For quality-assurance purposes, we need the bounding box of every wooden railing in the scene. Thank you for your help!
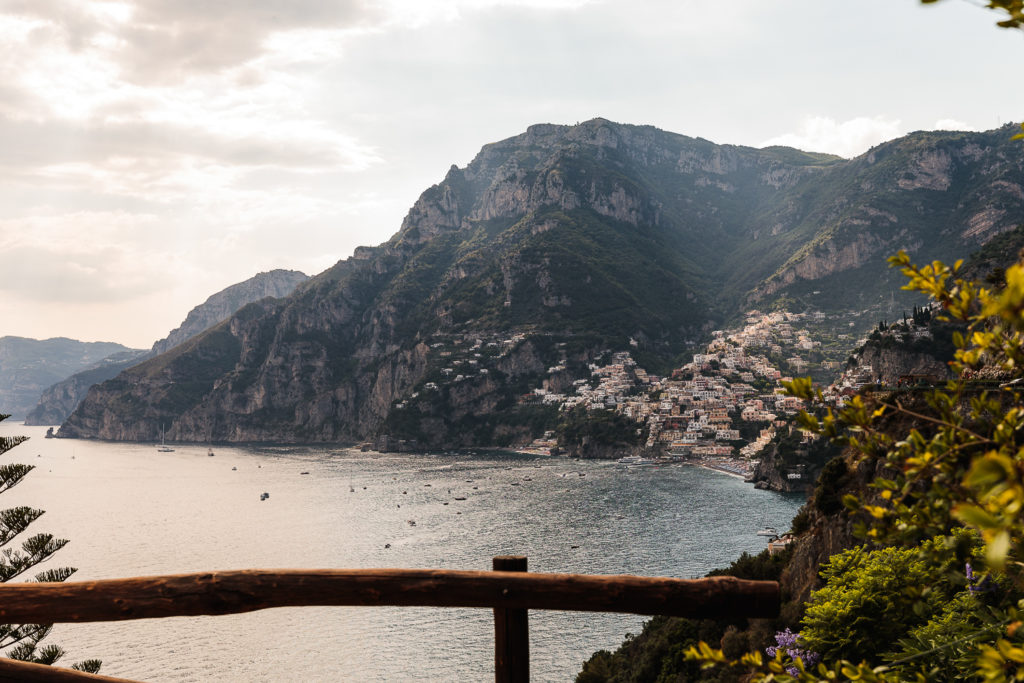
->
[0,557,779,682]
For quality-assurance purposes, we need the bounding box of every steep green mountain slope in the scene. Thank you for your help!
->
[57,119,1024,446]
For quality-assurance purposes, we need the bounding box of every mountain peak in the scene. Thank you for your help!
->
[58,121,1024,447]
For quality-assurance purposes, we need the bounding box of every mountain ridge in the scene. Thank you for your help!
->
[24,269,308,426]
[56,118,1024,446]
[0,337,140,419]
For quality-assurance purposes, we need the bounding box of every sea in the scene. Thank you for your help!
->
[0,423,803,682]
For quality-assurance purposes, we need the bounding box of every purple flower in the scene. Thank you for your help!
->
[966,562,994,593]
[766,629,820,675]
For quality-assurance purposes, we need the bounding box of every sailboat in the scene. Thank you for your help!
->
[157,425,175,452]
[756,504,777,537]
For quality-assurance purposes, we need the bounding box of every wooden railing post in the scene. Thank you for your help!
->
[493,556,529,683]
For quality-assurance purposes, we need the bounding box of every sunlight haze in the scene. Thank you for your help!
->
[2,0,1021,347]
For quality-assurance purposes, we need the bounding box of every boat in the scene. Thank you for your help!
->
[156,425,174,452]
[756,505,777,537]
[616,455,657,466]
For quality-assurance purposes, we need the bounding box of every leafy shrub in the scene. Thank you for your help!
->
[800,536,969,664]
[884,591,995,681]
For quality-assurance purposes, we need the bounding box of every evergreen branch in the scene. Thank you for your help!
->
[886,621,1003,666]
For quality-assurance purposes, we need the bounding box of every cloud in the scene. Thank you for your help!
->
[0,213,171,304]
[760,116,905,159]
[0,0,376,83]
[2,0,593,86]
[0,115,377,172]
[932,118,978,132]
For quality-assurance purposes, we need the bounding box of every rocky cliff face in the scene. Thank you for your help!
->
[26,269,308,427]
[57,119,1024,445]
[847,319,958,387]
[24,350,149,425]
[152,270,308,355]
[857,344,952,385]
[751,126,1024,306]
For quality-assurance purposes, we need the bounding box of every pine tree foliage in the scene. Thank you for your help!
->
[0,463,35,496]
[0,414,99,673]
[0,507,44,546]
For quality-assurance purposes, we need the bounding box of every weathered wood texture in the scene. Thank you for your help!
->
[0,569,779,623]
[0,657,141,683]
[493,556,528,683]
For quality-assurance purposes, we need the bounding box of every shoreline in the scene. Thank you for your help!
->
[682,461,751,481]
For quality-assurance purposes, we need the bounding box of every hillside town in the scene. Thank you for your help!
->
[394,306,902,480]
[519,309,881,478]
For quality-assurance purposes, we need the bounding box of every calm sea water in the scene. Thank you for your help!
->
[0,423,802,682]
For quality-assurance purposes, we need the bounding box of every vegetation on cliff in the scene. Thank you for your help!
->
[555,406,647,457]
[579,212,1024,680]
[667,241,1024,680]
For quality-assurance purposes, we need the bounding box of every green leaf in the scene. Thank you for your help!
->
[954,504,1000,530]
[987,529,1011,570]
[964,454,1013,489]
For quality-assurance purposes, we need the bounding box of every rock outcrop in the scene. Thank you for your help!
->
[152,270,309,356]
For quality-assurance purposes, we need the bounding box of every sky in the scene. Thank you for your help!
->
[1,0,1022,348]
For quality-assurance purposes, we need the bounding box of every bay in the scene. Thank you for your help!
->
[0,423,802,682]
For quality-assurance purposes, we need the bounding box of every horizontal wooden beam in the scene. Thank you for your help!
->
[0,569,778,624]
[0,657,141,682]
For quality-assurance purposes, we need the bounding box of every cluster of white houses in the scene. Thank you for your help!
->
[526,311,846,462]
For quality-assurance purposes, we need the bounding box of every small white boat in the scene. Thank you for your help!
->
[156,425,174,452]
[756,504,777,537]
[617,455,657,466]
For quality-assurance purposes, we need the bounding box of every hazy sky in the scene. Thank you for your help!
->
[2,0,1022,348]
